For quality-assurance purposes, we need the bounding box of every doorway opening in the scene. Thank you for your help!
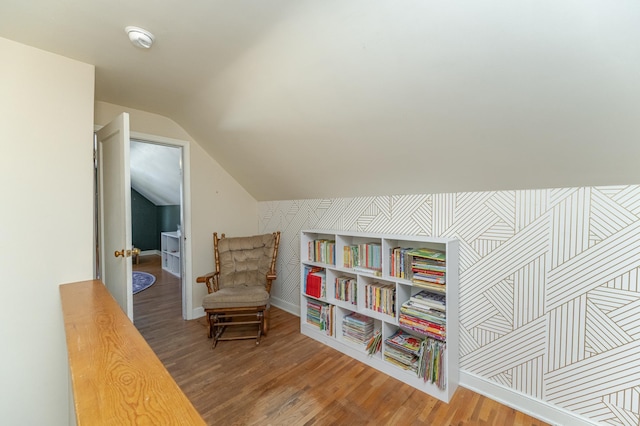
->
[130,139,183,318]
[128,134,192,321]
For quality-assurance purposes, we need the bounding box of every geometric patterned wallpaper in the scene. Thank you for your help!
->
[258,185,640,426]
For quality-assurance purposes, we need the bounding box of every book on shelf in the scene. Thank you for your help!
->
[366,331,382,356]
[309,239,336,265]
[360,242,382,272]
[399,314,446,341]
[343,245,359,268]
[411,280,446,293]
[385,329,422,354]
[418,339,447,390]
[400,302,446,325]
[335,276,357,305]
[304,266,326,298]
[407,247,446,262]
[345,243,382,272]
[390,247,412,279]
[364,281,396,316]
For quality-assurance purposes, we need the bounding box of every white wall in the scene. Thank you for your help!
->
[0,38,94,425]
[260,187,640,426]
[94,102,258,315]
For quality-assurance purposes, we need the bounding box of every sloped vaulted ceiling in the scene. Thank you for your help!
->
[2,1,640,201]
[130,141,181,206]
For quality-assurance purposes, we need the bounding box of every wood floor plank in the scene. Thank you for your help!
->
[133,255,549,426]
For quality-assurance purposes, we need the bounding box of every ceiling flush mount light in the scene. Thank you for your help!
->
[125,26,155,49]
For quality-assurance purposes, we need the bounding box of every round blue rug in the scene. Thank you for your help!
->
[132,271,156,294]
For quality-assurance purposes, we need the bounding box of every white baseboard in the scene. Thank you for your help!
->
[270,297,300,317]
[140,250,160,256]
[192,306,205,319]
[460,371,596,426]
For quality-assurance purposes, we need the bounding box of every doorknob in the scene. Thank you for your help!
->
[114,249,132,258]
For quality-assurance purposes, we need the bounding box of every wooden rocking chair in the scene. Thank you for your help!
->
[196,232,280,348]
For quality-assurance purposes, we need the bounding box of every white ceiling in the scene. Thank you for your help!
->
[3,1,640,201]
[130,141,181,206]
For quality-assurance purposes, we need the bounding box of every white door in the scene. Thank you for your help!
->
[96,113,133,320]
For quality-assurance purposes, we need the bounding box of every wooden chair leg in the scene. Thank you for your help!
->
[212,313,226,349]
[256,311,264,345]
[263,308,269,336]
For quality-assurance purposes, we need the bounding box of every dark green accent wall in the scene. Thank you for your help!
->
[131,188,180,251]
[131,189,157,250]
[157,205,181,248]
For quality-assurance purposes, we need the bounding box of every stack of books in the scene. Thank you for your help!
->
[335,276,357,305]
[399,290,446,341]
[364,281,396,316]
[342,312,374,345]
[306,299,333,336]
[406,248,446,292]
[384,329,422,372]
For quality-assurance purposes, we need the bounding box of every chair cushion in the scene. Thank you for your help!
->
[218,234,276,289]
[202,286,270,309]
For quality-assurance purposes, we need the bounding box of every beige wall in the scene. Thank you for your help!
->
[94,101,258,314]
[0,38,95,425]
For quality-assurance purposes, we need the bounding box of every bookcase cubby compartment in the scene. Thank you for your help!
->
[300,230,459,402]
[333,272,358,309]
[360,275,397,322]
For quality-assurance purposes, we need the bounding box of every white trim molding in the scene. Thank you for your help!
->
[460,371,596,426]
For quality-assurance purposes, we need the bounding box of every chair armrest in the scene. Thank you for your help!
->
[265,273,277,294]
[196,272,219,294]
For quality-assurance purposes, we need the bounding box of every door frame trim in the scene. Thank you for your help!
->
[130,131,193,321]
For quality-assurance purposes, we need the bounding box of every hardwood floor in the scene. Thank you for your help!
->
[133,255,549,426]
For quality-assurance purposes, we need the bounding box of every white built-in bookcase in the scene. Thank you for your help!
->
[300,230,459,402]
[161,231,181,277]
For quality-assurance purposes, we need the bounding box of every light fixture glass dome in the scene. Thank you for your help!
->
[125,26,155,49]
